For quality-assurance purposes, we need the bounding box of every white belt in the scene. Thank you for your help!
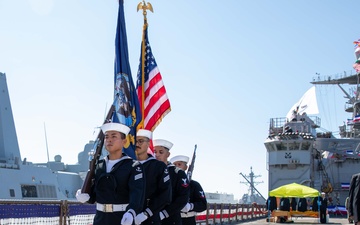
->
[181,212,196,218]
[96,203,129,212]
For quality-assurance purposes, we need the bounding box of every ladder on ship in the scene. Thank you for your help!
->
[317,159,333,193]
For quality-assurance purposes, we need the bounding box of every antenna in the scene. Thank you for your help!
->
[104,103,108,120]
[44,122,50,162]
[239,167,265,203]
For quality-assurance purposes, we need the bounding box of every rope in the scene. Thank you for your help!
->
[252,202,268,214]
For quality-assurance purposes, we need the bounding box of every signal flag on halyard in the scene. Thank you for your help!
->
[354,114,360,122]
[112,0,141,159]
[136,24,171,131]
[347,118,355,126]
[341,183,350,190]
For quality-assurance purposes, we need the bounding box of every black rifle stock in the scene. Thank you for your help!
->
[187,144,197,181]
[81,105,115,194]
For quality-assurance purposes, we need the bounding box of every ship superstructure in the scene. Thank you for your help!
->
[0,72,93,200]
[265,72,360,206]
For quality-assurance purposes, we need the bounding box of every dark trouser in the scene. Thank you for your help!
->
[181,216,196,225]
[320,209,326,223]
[161,213,182,225]
[143,214,162,225]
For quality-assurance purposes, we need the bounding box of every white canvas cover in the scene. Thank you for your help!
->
[286,86,319,121]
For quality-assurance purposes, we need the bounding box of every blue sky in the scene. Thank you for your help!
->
[0,0,359,201]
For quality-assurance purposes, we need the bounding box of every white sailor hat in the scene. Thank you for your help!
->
[170,155,189,164]
[137,129,152,139]
[101,122,130,135]
[153,139,173,150]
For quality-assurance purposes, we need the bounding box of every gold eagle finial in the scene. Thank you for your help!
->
[137,0,153,17]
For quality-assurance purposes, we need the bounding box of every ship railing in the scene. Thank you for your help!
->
[269,116,321,135]
[0,200,267,225]
[311,70,357,83]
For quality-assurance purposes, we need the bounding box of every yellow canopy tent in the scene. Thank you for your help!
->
[269,182,319,198]
[268,183,321,221]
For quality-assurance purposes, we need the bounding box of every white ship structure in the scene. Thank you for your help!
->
[205,192,237,204]
[264,72,360,206]
[0,72,95,200]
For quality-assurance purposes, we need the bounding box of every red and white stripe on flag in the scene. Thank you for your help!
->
[141,66,170,131]
[136,25,171,132]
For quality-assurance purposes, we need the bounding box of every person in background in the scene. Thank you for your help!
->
[154,139,190,225]
[297,198,307,212]
[312,196,319,212]
[170,155,207,225]
[280,198,290,211]
[306,198,311,211]
[134,129,172,225]
[345,196,353,223]
[290,197,297,211]
[349,173,360,225]
[319,192,328,224]
[266,196,277,212]
[279,197,290,222]
[75,123,145,225]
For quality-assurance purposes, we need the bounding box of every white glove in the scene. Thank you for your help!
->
[135,212,148,225]
[159,211,165,220]
[121,211,134,225]
[181,203,193,212]
[75,189,90,203]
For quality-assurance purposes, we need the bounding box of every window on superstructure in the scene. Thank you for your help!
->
[266,143,275,151]
[276,142,287,150]
[301,142,311,150]
[289,142,300,150]
[9,189,15,197]
[21,185,38,197]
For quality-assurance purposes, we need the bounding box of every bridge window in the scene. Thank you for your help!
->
[276,142,287,150]
[21,185,38,197]
[265,143,276,151]
[301,142,311,150]
[289,142,300,150]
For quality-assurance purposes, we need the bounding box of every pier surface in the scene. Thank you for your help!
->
[237,217,349,225]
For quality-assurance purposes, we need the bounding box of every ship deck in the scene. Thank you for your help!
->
[238,216,348,225]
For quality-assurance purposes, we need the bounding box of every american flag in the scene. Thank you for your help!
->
[136,25,171,131]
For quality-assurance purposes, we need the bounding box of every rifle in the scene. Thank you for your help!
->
[187,144,197,181]
[81,105,115,194]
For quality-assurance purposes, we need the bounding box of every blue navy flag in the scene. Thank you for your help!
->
[112,0,141,159]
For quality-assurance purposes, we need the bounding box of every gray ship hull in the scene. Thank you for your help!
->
[0,72,93,200]
[265,73,360,206]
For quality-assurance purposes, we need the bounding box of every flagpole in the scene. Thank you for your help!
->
[44,122,50,162]
[140,9,146,129]
[137,0,153,129]
[135,1,170,133]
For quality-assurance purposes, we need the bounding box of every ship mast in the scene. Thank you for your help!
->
[0,72,21,164]
[311,71,360,136]
[239,167,266,203]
